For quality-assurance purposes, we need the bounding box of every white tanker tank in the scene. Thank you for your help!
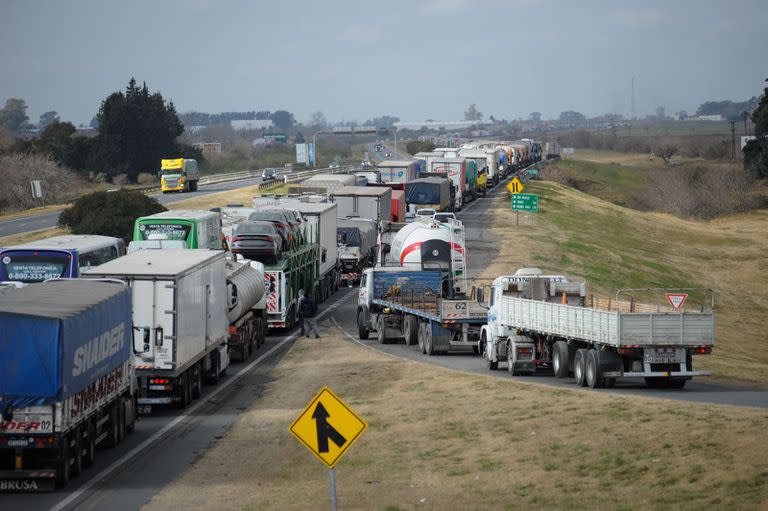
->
[225,258,266,323]
[387,218,467,294]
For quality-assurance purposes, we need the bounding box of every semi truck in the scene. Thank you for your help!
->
[428,158,466,210]
[83,250,230,411]
[405,177,452,212]
[478,268,715,388]
[224,258,266,361]
[337,217,377,284]
[376,160,419,184]
[160,158,200,193]
[133,210,223,250]
[332,186,392,225]
[0,280,136,491]
[458,148,501,187]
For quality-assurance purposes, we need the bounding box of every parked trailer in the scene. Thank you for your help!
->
[357,269,486,354]
[298,174,356,195]
[405,177,452,212]
[376,160,418,184]
[332,185,392,225]
[337,217,377,284]
[544,141,561,159]
[83,250,230,411]
[458,148,501,188]
[290,202,339,302]
[478,269,715,388]
[0,280,136,491]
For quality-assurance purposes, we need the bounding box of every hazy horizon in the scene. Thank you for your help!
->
[2,0,766,126]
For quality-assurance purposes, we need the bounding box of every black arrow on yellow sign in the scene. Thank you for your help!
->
[312,402,347,453]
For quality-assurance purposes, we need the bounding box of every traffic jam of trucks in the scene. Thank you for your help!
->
[0,137,716,492]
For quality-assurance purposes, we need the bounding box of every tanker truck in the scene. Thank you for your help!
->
[358,218,486,354]
[224,257,266,361]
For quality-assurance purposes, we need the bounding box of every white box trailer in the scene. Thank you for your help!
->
[376,160,418,184]
[332,185,392,225]
[479,270,715,389]
[83,250,229,409]
[290,202,339,299]
[458,148,501,186]
[299,174,356,194]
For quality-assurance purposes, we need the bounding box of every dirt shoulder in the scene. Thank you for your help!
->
[142,327,768,511]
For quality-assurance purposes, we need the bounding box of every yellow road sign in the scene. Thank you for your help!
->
[289,387,368,468]
[507,177,524,194]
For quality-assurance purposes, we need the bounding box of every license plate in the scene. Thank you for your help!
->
[149,385,166,391]
[7,439,28,447]
[645,347,683,364]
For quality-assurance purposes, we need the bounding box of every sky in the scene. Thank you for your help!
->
[1,0,767,126]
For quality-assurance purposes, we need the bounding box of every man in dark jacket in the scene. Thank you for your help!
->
[298,289,320,338]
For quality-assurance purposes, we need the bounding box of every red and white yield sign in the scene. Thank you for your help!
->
[665,293,688,310]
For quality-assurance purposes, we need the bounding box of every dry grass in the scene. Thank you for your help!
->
[164,184,289,211]
[143,328,768,511]
[0,227,69,246]
[480,181,768,383]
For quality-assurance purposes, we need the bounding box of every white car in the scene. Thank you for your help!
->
[415,208,436,220]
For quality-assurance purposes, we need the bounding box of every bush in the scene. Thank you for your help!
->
[0,152,81,213]
[137,172,157,185]
[406,140,436,155]
[112,173,130,185]
[58,189,166,242]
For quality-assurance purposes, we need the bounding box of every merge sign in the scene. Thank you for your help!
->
[506,177,524,194]
[289,387,368,469]
[511,193,539,212]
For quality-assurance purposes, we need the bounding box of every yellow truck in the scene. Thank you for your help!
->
[160,158,200,193]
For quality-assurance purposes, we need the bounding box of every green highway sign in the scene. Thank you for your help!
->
[527,168,539,176]
[511,193,539,212]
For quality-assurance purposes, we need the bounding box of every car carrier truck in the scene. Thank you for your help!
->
[83,250,230,411]
[478,268,715,388]
[0,280,136,491]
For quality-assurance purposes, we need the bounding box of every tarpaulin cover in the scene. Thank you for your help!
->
[0,280,131,407]
[405,177,450,206]
[337,218,377,252]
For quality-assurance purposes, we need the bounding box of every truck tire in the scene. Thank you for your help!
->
[72,429,83,477]
[357,312,369,340]
[56,437,71,488]
[574,349,588,387]
[178,373,192,408]
[83,420,96,467]
[417,322,427,354]
[210,354,221,385]
[586,349,605,389]
[487,357,498,371]
[403,316,418,346]
[107,404,120,446]
[553,341,569,378]
[125,396,137,433]
[506,343,517,375]
[424,324,435,356]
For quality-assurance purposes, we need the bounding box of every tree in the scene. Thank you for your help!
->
[0,98,29,132]
[744,82,768,179]
[652,140,679,166]
[559,111,586,126]
[655,106,665,120]
[38,111,59,129]
[58,189,166,243]
[93,78,189,181]
[529,112,542,122]
[269,110,296,131]
[309,111,328,128]
[696,97,759,121]
[89,115,99,129]
[464,104,483,121]
[295,131,306,143]
[406,140,435,155]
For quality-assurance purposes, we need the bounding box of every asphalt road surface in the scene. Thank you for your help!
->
[0,176,267,239]
[367,141,410,162]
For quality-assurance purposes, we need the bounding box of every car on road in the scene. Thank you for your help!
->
[434,212,456,223]
[385,152,392,158]
[231,221,283,263]
[262,168,278,181]
[415,208,437,220]
[374,144,382,152]
[247,211,294,250]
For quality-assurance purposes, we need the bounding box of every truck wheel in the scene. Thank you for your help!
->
[377,317,387,344]
[574,349,588,387]
[125,396,137,433]
[586,349,604,389]
[403,316,418,346]
[178,373,192,408]
[210,354,221,385]
[424,325,435,356]
[192,363,203,399]
[56,437,71,487]
[83,420,96,467]
[417,322,427,354]
[107,404,120,446]
[71,429,83,477]
[506,344,517,375]
[117,400,126,442]
[357,312,369,340]
[553,341,569,378]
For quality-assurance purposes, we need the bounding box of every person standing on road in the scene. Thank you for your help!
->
[298,289,320,338]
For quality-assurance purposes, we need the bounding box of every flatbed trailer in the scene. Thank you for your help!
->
[358,269,486,355]
[480,272,715,388]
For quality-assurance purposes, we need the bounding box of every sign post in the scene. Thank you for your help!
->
[30,180,43,205]
[290,386,368,511]
[511,193,539,225]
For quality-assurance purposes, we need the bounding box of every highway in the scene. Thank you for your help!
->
[366,141,410,162]
[0,176,267,239]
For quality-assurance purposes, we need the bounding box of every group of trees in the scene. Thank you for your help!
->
[405,140,436,155]
[3,78,201,183]
[696,97,760,121]
[179,109,296,132]
[743,84,768,179]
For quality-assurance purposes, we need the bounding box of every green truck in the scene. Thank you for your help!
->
[133,210,222,249]
[464,159,478,202]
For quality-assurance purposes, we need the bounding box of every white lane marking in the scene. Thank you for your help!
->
[49,292,352,511]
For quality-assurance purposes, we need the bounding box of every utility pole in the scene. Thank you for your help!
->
[730,121,736,160]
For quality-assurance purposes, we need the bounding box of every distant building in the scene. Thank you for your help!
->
[231,119,273,131]
[193,142,222,154]
[692,115,725,122]
[394,120,490,131]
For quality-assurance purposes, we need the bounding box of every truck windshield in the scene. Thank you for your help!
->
[137,222,192,241]
[0,250,73,282]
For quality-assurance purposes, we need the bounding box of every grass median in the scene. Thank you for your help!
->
[142,325,768,511]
